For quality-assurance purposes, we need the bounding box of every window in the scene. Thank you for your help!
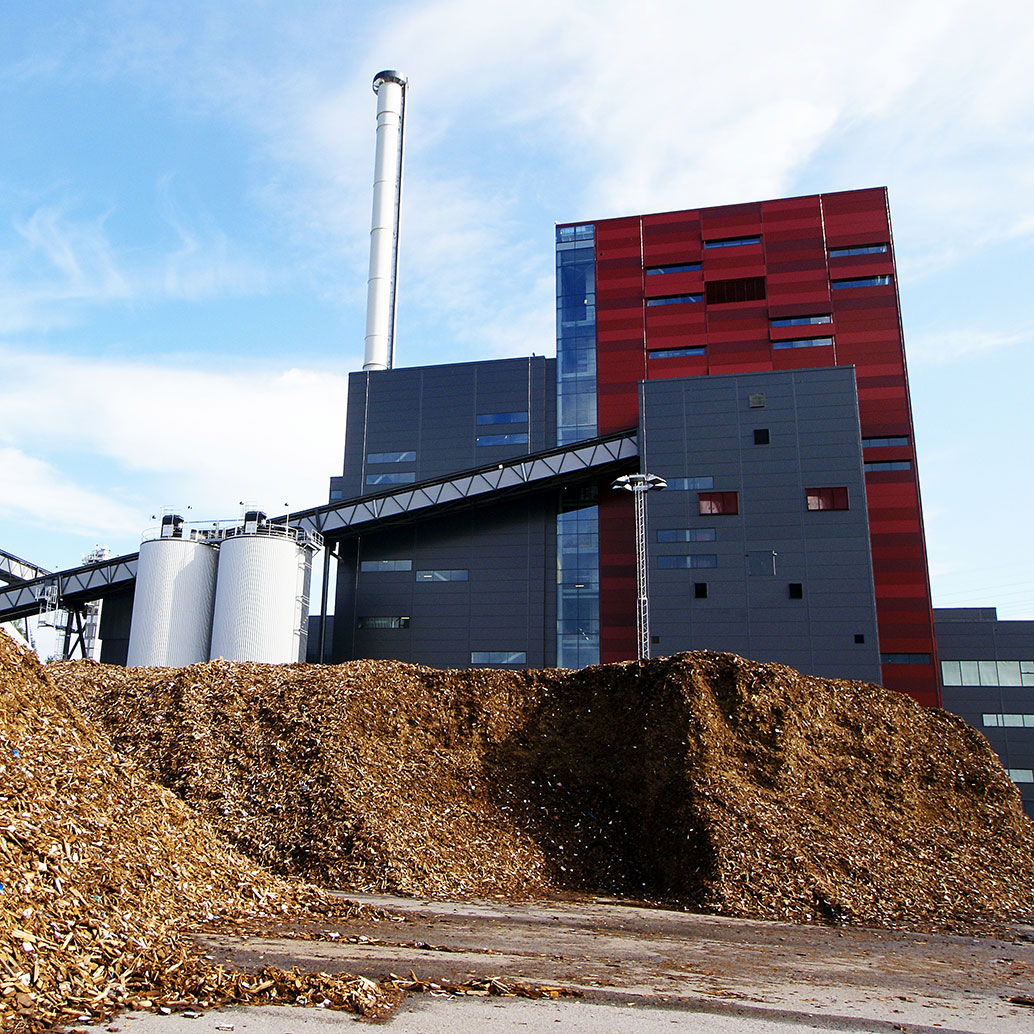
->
[360,559,412,572]
[657,528,716,543]
[667,476,714,491]
[865,460,911,472]
[367,450,416,463]
[806,487,849,511]
[646,262,701,275]
[649,346,706,358]
[881,653,932,665]
[476,432,529,446]
[829,244,889,257]
[748,393,765,409]
[854,634,866,644]
[706,277,766,305]
[704,235,761,249]
[366,472,416,486]
[646,293,703,307]
[862,436,909,448]
[832,276,892,289]
[556,224,593,243]
[984,714,1034,728]
[753,428,770,445]
[694,582,708,599]
[1007,769,1034,783]
[329,490,344,500]
[772,336,834,350]
[415,569,468,582]
[658,554,718,569]
[471,651,526,665]
[770,315,831,327]
[699,491,738,516]
[476,411,528,425]
[357,616,410,629]
[788,583,803,599]
[941,659,1034,687]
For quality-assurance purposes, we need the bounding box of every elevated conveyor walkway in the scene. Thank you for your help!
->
[0,430,639,625]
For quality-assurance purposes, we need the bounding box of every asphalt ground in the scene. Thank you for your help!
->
[118,894,1034,1033]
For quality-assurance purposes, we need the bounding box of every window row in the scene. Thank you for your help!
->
[832,275,892,289]
[862,436,909,448]
[476,432,528,446]
[941,659,1034,687]
[471,651,527,665]
[647,262,701,275]
[477,411,528,425]
[881,653,932,665]
[983,714,1034,728]
[366,471,416,486]
[360,560,469,582]
[649,346,705,358]
[1007,769,1034,784]
[368,450,416,464]
[864,460,911,472]
[655,486,851,515]
[647,293,702,307]
[770,314,831,327]
[829,243,888,257]
[658,554,717,569]
[772,336,833,350]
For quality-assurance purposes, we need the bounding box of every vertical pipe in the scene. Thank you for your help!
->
[364,70,408,372]
[317,545,332,663]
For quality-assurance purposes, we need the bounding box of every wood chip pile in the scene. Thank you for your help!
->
[0,633,398,1034]
[51,649,1034,930]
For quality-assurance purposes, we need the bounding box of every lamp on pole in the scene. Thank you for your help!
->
[612,473,667,661]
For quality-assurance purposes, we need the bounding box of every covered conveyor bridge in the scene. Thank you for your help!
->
[0,430,639,627]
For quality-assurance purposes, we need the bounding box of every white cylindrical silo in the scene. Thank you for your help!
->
[363,69,407,372]
[209,531,311,663]
[127,537,218,666]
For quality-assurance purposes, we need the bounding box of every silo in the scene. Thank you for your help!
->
[209,522,312,663]
[127,528,218,667]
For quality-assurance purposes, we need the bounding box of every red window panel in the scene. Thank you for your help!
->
[806,487,849,511]
[698,491,739,516]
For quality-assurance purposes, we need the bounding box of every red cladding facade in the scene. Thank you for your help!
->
[574,188,940,707]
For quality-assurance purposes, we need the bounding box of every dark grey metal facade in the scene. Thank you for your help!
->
[935,607,1034,818]
[639,367,883,683]
[331,357,563,668]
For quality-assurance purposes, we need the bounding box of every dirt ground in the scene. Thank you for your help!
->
[191,892,1034,1033]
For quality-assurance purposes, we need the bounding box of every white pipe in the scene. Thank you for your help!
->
[364,70,407,371]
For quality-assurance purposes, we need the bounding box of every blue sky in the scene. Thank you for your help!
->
[1,0,1033,620]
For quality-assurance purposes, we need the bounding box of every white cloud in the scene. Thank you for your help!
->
[905,326,1034,364]
[0,446,140,537]
[0,347,353,538]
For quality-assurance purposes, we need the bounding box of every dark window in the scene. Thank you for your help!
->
[772,336,834,350]
[788,583,803,599]
[357,616,410,629]
[832,275,892,289]
[706,277,766,305]
[366,471,416,486]
[367,450,416,463]
[646,262,701,275]
[657,528,716,543]
[667,476,714,490]
[415,569,468,582]
[360,559,412,572]
[649,346,706,358]
[698,491,738,516]
[881,653,932,665]
[658,554,718,569]
[646,293,703,307]
[806,487,849,511]
[770,315,831,327]
[829,244,889,257]
[476,432,529,446]
[476,411,528,425]
[650,635,660,644]
[862,436,909,448]
[854,634,866,644]
[753,428,770,445]
[471,651,526,665]
[694,582,708,599]
[865,460,911,472]
[704,235,761,249]
[329,490,344,500]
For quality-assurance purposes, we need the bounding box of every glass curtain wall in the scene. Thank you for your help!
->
[555,224,600,666]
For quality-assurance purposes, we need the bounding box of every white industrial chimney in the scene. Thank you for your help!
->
[363,70,408,371]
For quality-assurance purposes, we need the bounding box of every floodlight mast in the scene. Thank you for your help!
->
[364,70,408,372]
[612,473,667,661]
